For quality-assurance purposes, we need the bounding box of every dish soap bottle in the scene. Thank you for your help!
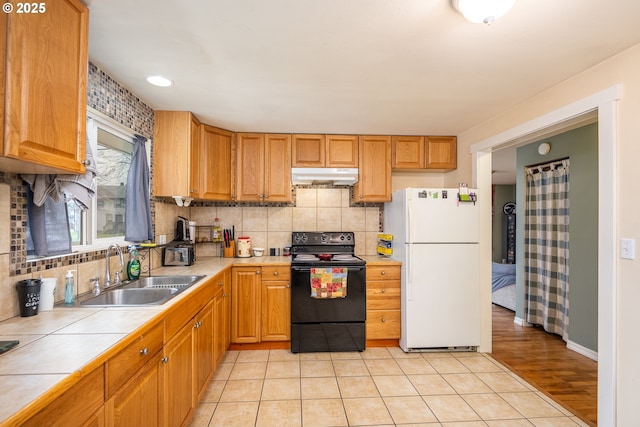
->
[127,246,141,280]
[64,270,75,304]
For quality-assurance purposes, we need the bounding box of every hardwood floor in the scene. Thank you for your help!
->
[490,304,598,426]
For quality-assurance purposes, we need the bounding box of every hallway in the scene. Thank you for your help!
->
[490,304,598,426]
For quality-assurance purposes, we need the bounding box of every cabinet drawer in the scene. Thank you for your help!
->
[366,280,401,310]
[261,266,290,281]
[106,321,164,397]
[367,265,400,281]
[366,309,401,339]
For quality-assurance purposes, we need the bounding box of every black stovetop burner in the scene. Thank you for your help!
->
[290,232,365,266]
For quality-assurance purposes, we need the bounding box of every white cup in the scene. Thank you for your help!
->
[39,278,57,311]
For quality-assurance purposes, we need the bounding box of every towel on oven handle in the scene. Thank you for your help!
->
[310,267,347,298]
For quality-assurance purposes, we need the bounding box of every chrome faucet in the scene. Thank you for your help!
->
[105,244,124,289]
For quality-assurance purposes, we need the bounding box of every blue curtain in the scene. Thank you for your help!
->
[125,135,153,242]
[26,187,72,257]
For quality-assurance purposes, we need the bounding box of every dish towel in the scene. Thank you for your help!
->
[22,140,97,211]
[310,267,348,299]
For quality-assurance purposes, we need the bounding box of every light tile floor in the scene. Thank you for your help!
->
[189,347,589,427]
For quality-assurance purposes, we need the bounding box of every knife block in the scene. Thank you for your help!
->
[223,240,235,258]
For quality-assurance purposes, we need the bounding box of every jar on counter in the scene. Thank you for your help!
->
[237,237,251,257]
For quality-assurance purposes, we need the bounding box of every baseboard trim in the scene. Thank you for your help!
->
[567,340,598,361]
[513,316,531,327]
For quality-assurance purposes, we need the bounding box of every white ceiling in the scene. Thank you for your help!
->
[85,0,640,181]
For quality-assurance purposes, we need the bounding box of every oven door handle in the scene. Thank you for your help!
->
[291,265,365,272]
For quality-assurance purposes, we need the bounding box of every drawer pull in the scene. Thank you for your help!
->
[286,285,290,288]
[381,318,386,323]
[273,271,278,276]
[381,271,386,276]
[140,348,149,356]
[381,288,386,293]
[256,270,261,275]
[161,357,169,364]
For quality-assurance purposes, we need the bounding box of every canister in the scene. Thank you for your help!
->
[237,237,251,257]
[39,278,57,311]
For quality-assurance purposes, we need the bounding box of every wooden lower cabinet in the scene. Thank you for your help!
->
[231,266,262,343]
[106,354,162,427]
[366,265,401,340]
[261,266,291,341]
[193,301,214,406]
[163,319,194,427]
[22,366,105,427]
[213,268,231,366]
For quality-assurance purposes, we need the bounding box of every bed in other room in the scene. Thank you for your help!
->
[492,262,516,311]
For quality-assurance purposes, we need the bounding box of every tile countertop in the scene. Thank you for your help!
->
[0,254,400,425]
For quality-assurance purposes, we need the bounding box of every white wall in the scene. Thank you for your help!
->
[449,43,640,426]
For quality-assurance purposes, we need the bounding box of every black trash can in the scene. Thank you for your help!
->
[16,279,42,317]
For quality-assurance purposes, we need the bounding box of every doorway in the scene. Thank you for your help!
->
[472,85,619,425]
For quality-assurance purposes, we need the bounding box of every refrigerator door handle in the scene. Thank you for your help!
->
[407,198,412,242]
[406,244,413,301]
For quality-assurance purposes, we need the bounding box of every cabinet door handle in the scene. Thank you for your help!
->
[219,282,224,287]
[256,270,261,274]
[286,285,290,288]
[161,357,169,364]
[140,348,149,356]
[223,293,228,297]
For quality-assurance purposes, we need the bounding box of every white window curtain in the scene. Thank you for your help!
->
[524,159,570,341]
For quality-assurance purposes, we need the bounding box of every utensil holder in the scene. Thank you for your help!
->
[224,240,235,258]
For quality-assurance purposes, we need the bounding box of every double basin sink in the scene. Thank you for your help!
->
[81,275,205,307]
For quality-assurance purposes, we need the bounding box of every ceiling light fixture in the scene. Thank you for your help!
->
[146,75,173,87]
[451,0,516,25]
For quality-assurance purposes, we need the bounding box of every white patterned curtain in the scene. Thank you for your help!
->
[524,159,570,341]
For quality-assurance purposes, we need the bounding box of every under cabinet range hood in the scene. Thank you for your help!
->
[291,168,359,185]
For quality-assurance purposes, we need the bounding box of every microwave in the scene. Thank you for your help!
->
[162,244,195,266]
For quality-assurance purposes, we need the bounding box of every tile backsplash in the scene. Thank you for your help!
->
[159,188,382,257]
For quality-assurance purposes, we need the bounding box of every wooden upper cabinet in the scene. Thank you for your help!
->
[426,136,457,170]
[236,133,265,201]
[0,0,89,174]
[392,136,425,169]
[326,135,358,167]
[354,135,392,203]
[264,134,292,201]
[292,134,325,167]
[237,133,291,202]
[200,125,235,201]
[153,111,201,198]
[292,134,358,168]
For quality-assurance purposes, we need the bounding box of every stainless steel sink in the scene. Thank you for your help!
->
[80,275,205,307]
[121,275,204,290]
[81,288,178,306]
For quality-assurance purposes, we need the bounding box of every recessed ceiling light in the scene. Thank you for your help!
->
[146,75,173,87]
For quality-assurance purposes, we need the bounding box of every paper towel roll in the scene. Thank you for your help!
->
[39,278,57,311]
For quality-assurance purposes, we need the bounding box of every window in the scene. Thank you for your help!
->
[26,109,147,259]
[71,111,137,249]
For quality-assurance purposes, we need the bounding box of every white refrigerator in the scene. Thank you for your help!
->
[384,188,480,351]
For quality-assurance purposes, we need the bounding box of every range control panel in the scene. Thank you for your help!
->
[292,232,354,246]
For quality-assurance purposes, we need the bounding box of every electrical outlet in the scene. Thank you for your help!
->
[621,238,635,260]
